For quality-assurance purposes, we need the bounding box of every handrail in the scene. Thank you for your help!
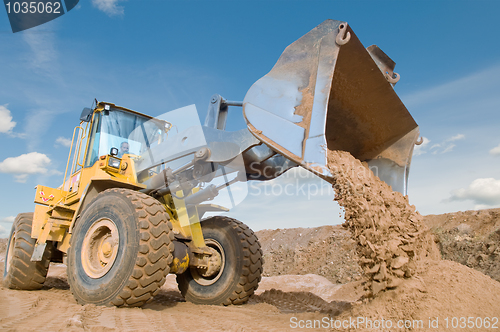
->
[78,122,90,168]
[62,125,83,198]
[74,122,89,169]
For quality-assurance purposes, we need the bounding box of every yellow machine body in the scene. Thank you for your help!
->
[30,102,206,257]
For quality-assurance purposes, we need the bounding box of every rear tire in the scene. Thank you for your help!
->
[176,216,263,305]
[3,213,53,290]
[67,188,174,307]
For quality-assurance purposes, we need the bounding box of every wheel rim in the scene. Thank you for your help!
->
[81,218,120,279]
[191,239,225,286]
[6,230,16,273]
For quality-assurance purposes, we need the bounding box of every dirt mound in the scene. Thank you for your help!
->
[0,238,7,256]
[425,208,500,282]
[327,150,440,296]
[256,226,362,283]
[425,208,500,236]
[333,259,500,331]
[256,209,500,285]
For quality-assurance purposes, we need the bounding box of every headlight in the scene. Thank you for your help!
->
[108,157,121,169]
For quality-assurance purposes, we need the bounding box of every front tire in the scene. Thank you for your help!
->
[3,213,52,290]
[67,188,174,307]
[176,216,263,305]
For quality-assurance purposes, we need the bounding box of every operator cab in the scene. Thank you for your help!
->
[82,103,171,170]
[62,102,172,195]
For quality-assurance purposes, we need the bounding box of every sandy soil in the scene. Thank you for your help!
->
[2,232,500,331]
[257,226,362,284]
[0,261,357,332]
[257,211,500,285]
[333,259,500,332]
[2,218,500,331]
[0,263,285,331]
[425,208,500,282]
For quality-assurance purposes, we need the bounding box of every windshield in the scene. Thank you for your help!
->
[85,108,165,168]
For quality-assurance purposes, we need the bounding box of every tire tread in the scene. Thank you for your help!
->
[177,216,263,305]
[3,213,52,290]
[226,217,263,305]
[69,188,174,307]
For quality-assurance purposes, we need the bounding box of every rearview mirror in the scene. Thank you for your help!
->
[80,108,92,122]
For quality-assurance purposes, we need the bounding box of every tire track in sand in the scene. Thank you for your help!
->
[0,289,81,331]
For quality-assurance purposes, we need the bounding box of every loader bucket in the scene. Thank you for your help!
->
[243,19,419,194]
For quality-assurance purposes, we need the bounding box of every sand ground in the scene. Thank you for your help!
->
[1,207,500,332]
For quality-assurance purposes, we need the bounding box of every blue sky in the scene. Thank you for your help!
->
[1,0,500,237]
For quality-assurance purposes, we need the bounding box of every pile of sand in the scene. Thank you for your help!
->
[257,210,500,284]
[257,226,362,283]
[0,238,7,255]
[426,209,500,282]
[332,259,500,331]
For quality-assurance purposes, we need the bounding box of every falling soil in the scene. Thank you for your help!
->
[326,150,440,296]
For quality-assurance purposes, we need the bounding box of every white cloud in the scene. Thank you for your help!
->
[441,144,456,154]
[415,134,464,156]
[92,0,124,17]
[55,136,72,147]
[0,152,52,183]
[449,178,500,208]
[436,134,464,154]
[490,144,500,156]
[0,105,16,134]
[448,134,465,142]
[1,216,15,223]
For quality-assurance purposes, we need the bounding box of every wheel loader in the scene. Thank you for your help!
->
[3,19,420,307]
